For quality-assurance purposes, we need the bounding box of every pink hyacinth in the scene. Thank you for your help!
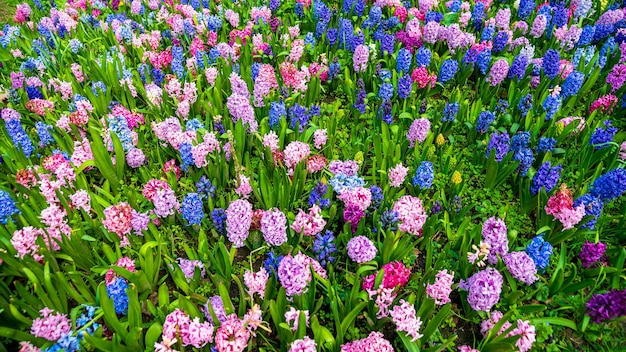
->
[105,256,136,285]
[291,205,326,237]
[482,217,508,264]
[338,187,372,211]
[589,94,618,115]
[388,163,409,187]
[307,155,327,173]
[284,307,310,331]
[30,308,71,341]
[278,253,322,297]
[262,131,280,152]
[411,67,437,89]
[512,319,536,352]
[289,336,316,352]
[244,268,269,298]
[426,270,454,305]
[393,195,428,236]
[313,129,328,149]
[284,141,311,170]
[235,174,253,199]
[353,45,370,72]
[340,332,394,352]
[19,342,40,352]
[11,227,46,261]
[390,300,424,342]
[545,184,585,230]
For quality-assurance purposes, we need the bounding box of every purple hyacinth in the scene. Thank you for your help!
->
[585,289,626,323]
[580,241,607,268]
[486,132,511,161]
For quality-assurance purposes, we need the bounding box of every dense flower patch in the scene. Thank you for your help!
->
[0,0,626,351]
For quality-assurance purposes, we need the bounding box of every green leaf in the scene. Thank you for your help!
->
[530,317,577,331]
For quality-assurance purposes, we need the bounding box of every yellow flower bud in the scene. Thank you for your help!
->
[555,122,564,136]
[451,171,462,185]
[354,151,364,166]
[436,133,445,146]
[427,145,436,158]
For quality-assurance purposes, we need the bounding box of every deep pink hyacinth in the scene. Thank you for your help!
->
[103,203,133,236]
[215,314,250,352]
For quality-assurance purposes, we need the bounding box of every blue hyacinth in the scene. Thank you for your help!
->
[531,162,562,195]
[369,185,384,210]
[0,190,20,225]
[269,101,286,129]
[536,137,557,153]
[589,120,618,150]
[475,111,496,133]
[179,142,194,172]
[438,59,458,84]
[398,75,413,99]
[526,235,553,271]
[442,102,460,122]
[182,193,205,225]
[196,175,216,199]
[561,71,584,98]
[588,168,626,203]
[396,48,412,74]
[309,181,331,208]
[380,209,399,231]
[513,147,534,177]
[412,161,435,189]
[486,132,511,161]
[106,278,129,315]
[511,131,531,153]
[573,194,604,229]
[263,251,284,277]
[210,208,226,234]
[35,122,55,147]
[379,82,394,101]
[313,230,337,267]
[542,49,560,79]
[5,119,34,158]
[415,47,432,67]
[542,94,562,121]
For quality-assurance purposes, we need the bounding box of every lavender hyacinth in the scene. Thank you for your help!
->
[461,267,503,312]
[503,251,538,285]
[261,208,288,246]
[347,236,377,263]
[482,217,508,264]
[225,199,252,248]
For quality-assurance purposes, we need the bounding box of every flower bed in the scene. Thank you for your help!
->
[0,0,625,351]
